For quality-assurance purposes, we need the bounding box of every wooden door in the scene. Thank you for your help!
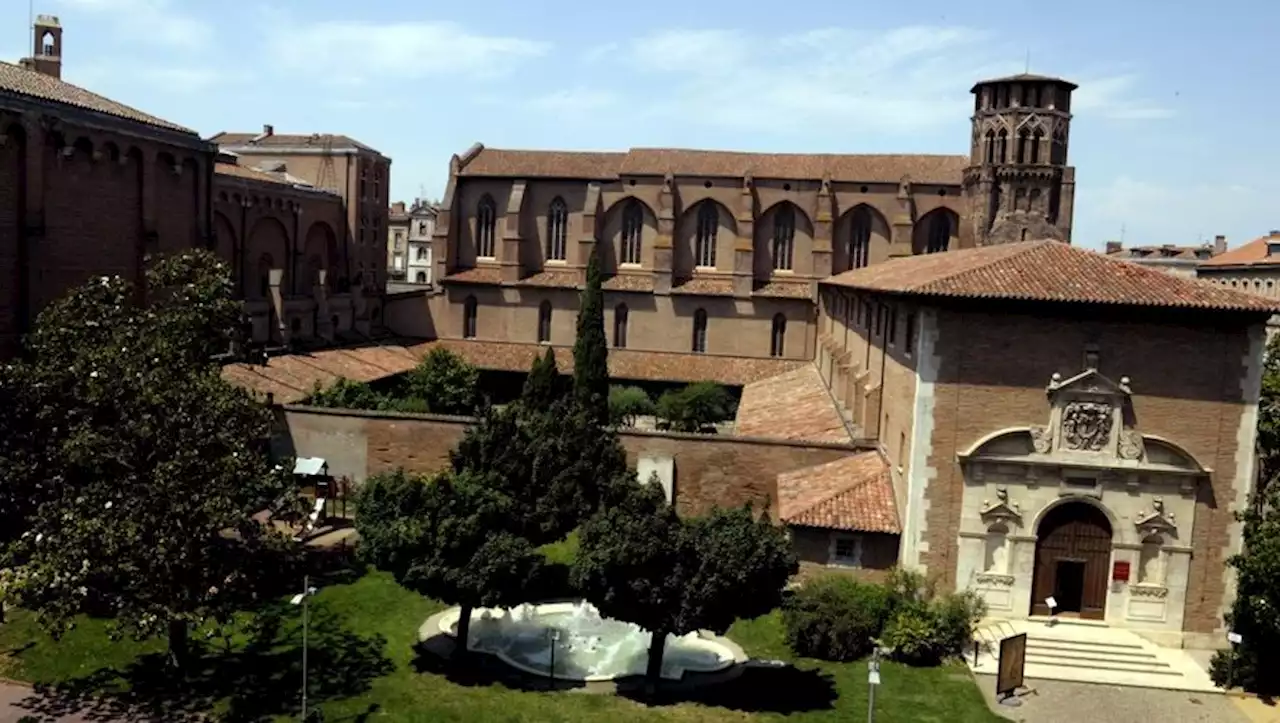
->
[1030,502,1113,620]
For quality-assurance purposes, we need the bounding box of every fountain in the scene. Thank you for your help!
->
[428,600,743,682]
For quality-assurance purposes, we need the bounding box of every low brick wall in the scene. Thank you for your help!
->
[276,405,871,517]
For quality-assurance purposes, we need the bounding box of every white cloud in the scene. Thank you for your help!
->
[57,0,213,50]
[268,20,550,85]
[1076,176,1273,248]
[529,26,1172,136]
[526,88,619,114]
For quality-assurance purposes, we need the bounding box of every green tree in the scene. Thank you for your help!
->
[1210,334,1280,694]
[573,481,796,687]
[307,377,389,410]
[354,469,543,657]
[0,251,297,667]
[403,347,479,415]
[608,385,654,427]
[655,381,735,433]
[573,252,610,424]
[520,346,565,412]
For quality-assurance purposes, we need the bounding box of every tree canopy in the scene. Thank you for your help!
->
[520,346,566,413]
[573,480,796,684]
[0,251,298,666]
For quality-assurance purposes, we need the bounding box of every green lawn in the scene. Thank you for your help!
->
[0,569,1003,722]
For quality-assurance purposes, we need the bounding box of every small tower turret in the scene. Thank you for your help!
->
[19,15,63,79]
[962,73,1077,245]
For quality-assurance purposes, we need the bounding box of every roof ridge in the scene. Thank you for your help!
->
[920,240,1053,292]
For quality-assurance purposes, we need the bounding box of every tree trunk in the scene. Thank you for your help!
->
[167,618,189,669]
[454,605,473,660]
[645,629,668,694]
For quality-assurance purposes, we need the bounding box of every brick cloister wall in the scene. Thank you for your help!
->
[277,405,862,517]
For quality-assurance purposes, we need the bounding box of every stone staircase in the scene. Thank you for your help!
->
[968,617,1221,693]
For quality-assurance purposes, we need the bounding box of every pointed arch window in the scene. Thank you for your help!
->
[695,203,718,268]
[691,308,708,353]
[849,206,873,271]
[462,295,478,339]
[537,300,552,343]
[927,214,951,254]
[621,200,643,265]
[547,197,568,261]
[1030,128,1043,164]
[772,204,795,271]
[613,304,629,348]
[770,313,787,357]
[996,129,1008,164]
[476,195,497,258]
[984,129,996,164]
[1016,128,1029,164]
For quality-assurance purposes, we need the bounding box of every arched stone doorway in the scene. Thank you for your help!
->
[1030,501,1113,619]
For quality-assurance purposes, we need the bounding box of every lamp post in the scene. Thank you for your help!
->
[291,575,319,721]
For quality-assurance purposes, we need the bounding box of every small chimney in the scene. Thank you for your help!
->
[263,124,274,137]
[1104,241,1122,255]
[1213,234,1227,256]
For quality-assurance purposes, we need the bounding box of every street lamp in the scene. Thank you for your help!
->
[290,575,319,721]
[546,628,561,690]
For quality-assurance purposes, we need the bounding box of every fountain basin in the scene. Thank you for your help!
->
[427,600,742,682]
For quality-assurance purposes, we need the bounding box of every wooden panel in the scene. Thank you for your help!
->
[1030,502,1113,619]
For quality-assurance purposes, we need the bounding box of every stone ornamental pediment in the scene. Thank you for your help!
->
[979,486,1023,526]
[1135,497,1178,538]
[1028,369,1143,461]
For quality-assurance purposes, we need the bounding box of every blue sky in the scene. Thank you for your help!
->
[3,0,1275,251]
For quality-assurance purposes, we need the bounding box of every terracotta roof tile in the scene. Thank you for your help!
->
[520,269,580,288]
[735,366,851,443]
[210,132,382,155]
[754,279,813,299]
[441,267,505,285]
[672,277,736,296]
[215,162,307,187]
[0,61,195,134]
[603,274,656,292]
[823,240,1280,313]
[223,340,808,402]
[777,451,899,533]
[460,149,626,179]
[457,145,968,185]
[971,73,1077,91]
[1199,234,1280,268]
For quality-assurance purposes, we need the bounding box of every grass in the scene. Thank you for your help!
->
[0,558,1003,722]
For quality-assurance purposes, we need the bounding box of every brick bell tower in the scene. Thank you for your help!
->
[962,74,1078,245]
[19,14,63,79]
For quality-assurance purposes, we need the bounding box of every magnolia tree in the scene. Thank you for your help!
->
[0,251,298,666]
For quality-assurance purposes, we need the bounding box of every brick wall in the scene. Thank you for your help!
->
[791,526,899,583]
[920,306,1258,634]
[278,405,859,516]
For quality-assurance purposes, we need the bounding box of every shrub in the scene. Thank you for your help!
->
[608,385,654,427]
[782,575,891,661]
[881,585,986,667]
[403,347,479,415]
[655,381,734,433]
[307,377,388,410]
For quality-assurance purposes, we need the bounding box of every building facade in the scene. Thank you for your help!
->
[388,201,410,280]
[211,158,362,345]
[814,241,1275,648]
[208,128,392,325]
[1,15,215,355]
[406,200,436,285]
[395,74,1079,379]
[1105,237,1225,277]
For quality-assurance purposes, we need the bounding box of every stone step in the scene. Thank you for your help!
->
[1024,652,1177,674]
[1026,643,1164,665]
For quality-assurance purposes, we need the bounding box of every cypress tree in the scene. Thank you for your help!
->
[573,251,610,424]
[520,346,563,412]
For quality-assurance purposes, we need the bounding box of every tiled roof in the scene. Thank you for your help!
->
[734,366,852,444]
[822,240,1280,313]
[457,145,968,185]
[1106,245,1214,262]
[210,132,382,155]
[222,339,808,402]
[0,61,195,134]
[777,451,899,533]
[972,72,1077,90]
[215,162,295,186]
[1199,234,1280,268]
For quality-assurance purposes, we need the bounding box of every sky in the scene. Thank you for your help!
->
[3,0,1276,251]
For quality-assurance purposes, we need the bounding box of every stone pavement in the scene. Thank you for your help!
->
[976,676,1249,723]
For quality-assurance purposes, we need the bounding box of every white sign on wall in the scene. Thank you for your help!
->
[636,455,675,504]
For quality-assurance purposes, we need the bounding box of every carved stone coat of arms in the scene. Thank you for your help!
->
[1060,401,1113,452]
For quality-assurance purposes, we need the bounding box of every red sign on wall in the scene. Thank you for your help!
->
[1112,561,1131,582]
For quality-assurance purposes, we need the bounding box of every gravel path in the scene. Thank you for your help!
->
[974,676,1249,723]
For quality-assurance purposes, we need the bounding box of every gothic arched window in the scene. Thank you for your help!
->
[546,197,568,261]
[694,203,718,268]
[621,200,643,265]
[476,195,497,258]
[772,204,795,271]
